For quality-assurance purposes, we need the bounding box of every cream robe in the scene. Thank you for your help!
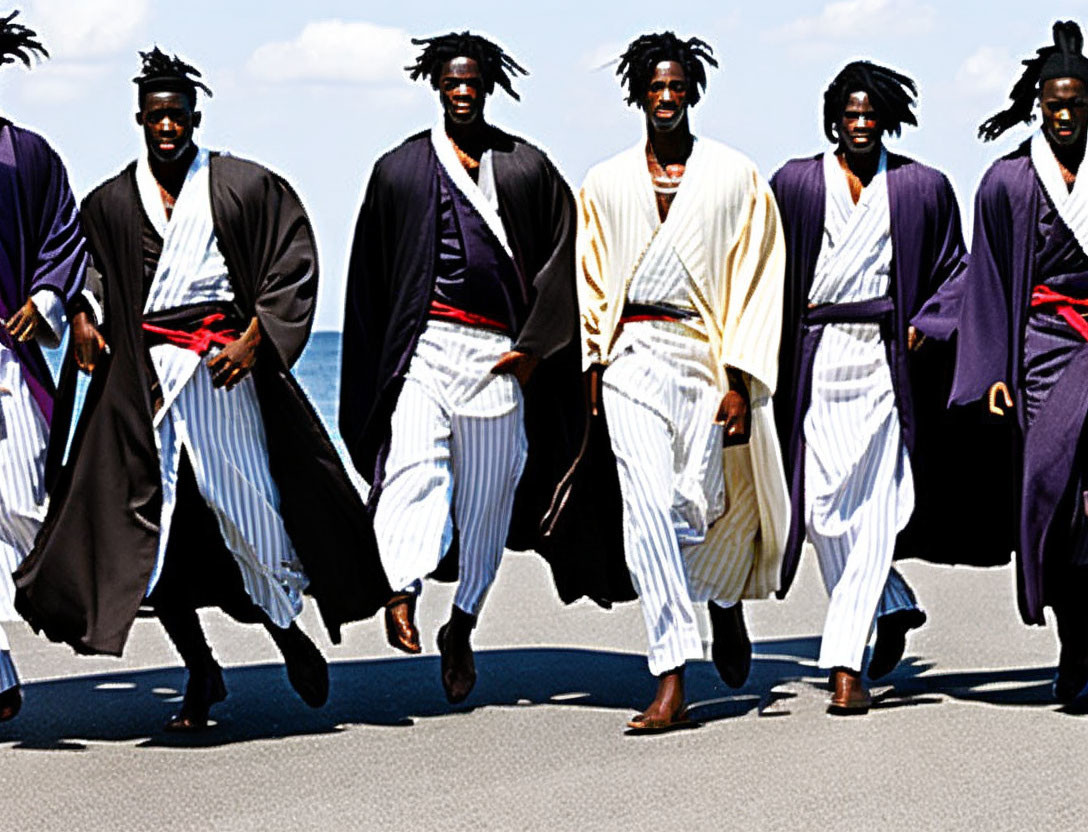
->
[577,138,789,599]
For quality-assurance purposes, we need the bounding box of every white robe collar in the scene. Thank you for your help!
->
[430,121,512,258]
[821,147,889,237]
[135,147,209,240]
[1030,130,1088,257]
[810,148,891,304]
[620,137,709,298]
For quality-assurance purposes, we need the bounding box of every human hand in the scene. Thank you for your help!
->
[490,350,539,387]
[71,310,107,373]
[3,297,41,343]
[207,318,260,390]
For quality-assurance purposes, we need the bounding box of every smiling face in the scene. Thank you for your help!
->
[838,90,881,156]
[642,60,689,134]
[136,90,201,163]
[439,57,486,126]
[1040,76,1088,148]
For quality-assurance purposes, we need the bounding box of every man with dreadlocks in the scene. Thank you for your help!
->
[914,20,1088,707]
[771,61,981,713]
[15,48,389,731]
[0,11,90,722]
[340,32,579,704]
[574,32,789,731]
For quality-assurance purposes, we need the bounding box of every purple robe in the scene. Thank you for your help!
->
[0,120,88,424]
[917,139,1088,624]
[771,151,1009,598]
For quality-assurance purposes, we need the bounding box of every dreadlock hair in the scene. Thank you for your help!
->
[615,32,717,108]
[979,21,1088,142]
[406,31,527,101]
[822,60,918,143]
[0,10,47,68]
[132,46,212,108]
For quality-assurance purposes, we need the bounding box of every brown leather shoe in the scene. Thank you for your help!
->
[384,594,421,655]
[437,607,477,704]
[828,668,872,715]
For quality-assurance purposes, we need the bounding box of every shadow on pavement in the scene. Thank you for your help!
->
[0,636,1063,750]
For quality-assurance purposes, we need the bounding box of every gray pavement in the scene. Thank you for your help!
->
[1,552,1086,832]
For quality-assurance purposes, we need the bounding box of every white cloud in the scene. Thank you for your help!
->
[769,0,935,45]
[955,46,1016,97]
[25,0,149,60]
[246,20,414,85]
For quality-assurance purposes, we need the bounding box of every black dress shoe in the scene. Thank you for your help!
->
[1054,664,1088,706]
[165,665,227,733]
[868,608,927,680]
[437,607,477,704]
[268,622,329,708]
[709,601,752,689]
[0,685,22,723]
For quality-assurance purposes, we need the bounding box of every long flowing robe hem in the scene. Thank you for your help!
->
[15,154,389,656]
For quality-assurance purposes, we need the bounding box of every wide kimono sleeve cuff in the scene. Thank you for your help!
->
[30,287,66,349]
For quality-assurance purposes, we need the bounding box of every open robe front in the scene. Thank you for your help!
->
[339,127,586,590]
[575,138,790,602]
[16,153,389,656]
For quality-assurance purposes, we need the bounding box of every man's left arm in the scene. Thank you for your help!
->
[909,173,969,352]
[3,139,92,349]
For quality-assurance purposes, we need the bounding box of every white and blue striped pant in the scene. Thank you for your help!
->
[805,322,919,672]
[152,353,308,628]
[0,345,49,691]
[602,322,728,677]
[374,320,527,617]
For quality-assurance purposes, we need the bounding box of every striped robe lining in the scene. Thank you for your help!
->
[0,345,48,627]
[373,320,526,615]
[803,149,916,672]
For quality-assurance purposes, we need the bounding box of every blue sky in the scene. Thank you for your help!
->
[2,0,1088,329]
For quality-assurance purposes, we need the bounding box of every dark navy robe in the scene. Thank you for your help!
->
[772,151,1009,598]
[0,120,88,425]
[916,139,1088,624]
[432,165,528,331]
[340,127,589,585]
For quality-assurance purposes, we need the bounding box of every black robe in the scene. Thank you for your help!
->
[339,128,592,584]
[15,153,389,656]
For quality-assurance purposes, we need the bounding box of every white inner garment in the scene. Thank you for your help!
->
[804,148,915,672]
[1031,129,1088,257]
